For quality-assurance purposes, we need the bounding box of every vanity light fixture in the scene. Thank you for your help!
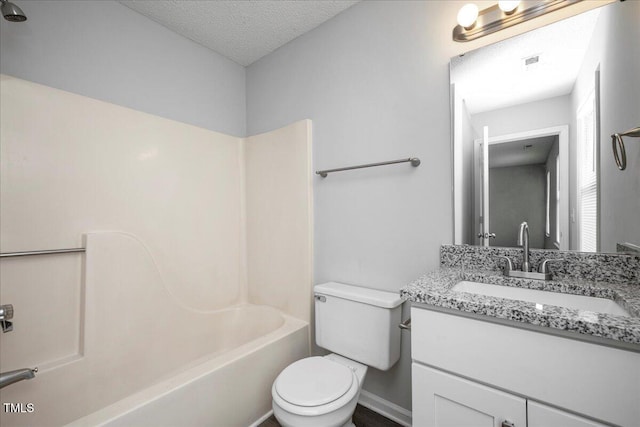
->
[457,4,479,30]
[498,1,521,14]
[453,0,582,42]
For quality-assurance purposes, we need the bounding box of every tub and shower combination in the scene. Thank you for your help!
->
[0,232,309,427]
[1,76,312,426]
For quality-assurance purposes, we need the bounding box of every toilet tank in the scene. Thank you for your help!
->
[314,282,403,371]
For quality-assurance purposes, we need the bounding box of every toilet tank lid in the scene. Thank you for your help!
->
[314,282,403,308]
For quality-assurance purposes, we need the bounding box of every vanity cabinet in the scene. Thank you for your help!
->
[411,306,640,426]
[413,364,606,427]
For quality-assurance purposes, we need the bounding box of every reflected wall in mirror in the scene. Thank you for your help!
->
[451,0,639,254]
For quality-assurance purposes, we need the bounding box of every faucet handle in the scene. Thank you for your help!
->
[0,304,13,321]
[0,304,14,333]
[495,256,514,274]
[538,258,564,274]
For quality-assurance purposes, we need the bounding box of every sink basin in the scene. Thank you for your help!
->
[453,281,630,317]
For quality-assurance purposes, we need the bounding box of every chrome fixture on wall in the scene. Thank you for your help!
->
[0,304,14,332]
[611,126,640,171]
[1,0,27,22]
[0,247,86,258]
[0,367,37,389]
[517,221,530,272]
[316,157,420,178]
[453,0,582,42]
[495,222,559,280]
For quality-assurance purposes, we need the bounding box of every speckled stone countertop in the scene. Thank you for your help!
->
[401,246,640,346]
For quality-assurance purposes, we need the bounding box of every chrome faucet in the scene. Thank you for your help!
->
[0,367,37,389]
[517,222,530,272]
[498,222,553,281]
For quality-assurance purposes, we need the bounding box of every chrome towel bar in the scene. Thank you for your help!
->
[316,157,420,178]
[0,248,85,258]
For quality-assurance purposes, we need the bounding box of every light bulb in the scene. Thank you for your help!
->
[457,4,479,29]
[498,0,520,14]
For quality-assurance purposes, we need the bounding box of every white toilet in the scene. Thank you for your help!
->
[272,282,403,427]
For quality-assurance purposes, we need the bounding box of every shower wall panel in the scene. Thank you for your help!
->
[0,74,244,370]
[245,120,313,323]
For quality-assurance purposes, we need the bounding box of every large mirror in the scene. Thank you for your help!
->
[450,0,639,254]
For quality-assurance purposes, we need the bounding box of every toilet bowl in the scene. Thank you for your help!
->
[272,282,402,427]
[271,354,367,427]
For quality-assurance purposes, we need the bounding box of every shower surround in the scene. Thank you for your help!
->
[0,75,313,426]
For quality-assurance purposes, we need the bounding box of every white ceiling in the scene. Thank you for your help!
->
[119,0,359,66]
[451,7,601,115]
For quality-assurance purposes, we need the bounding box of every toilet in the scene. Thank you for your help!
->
[272,282,403,427]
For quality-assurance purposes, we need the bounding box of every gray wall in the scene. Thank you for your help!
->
[246,0,458,411]
[490,165,546,248]
[571,0,640,252]
[0,0,246,136]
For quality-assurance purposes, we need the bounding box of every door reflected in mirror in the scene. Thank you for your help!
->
[450,0,640,254]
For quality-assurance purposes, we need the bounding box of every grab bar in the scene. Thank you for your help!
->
[611,126,640,171]
[0,248,85,258]
[316,157,420,178]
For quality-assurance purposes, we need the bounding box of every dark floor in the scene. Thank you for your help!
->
[259,404,403,427]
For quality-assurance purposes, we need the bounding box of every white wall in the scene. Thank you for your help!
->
[0,0,246,136]
[571,0,640,252]
[599,0,640,252]
[471,95,571,138]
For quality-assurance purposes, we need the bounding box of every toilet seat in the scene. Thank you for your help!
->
[272,357,360,417]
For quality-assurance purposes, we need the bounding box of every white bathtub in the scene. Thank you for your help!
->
[1,304,308,427]
[65,305,309,427]
[0,233,309,427]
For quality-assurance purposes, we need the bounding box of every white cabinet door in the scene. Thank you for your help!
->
[528,401,609,427]
[413,363,526,427]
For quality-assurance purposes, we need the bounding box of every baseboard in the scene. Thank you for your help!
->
[358,390,412,427]
[249,409,273,427]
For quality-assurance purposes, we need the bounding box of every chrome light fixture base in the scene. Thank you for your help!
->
[453,0,582,42]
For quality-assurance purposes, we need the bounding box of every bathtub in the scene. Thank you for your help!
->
[65,305,309,427]
[0,232,309,427]
[1,303,308,427]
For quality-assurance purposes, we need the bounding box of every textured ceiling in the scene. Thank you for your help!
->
[119,0,359,66]
[451,7,601,114]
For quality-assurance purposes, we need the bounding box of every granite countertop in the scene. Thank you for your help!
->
[400,268,640,346]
